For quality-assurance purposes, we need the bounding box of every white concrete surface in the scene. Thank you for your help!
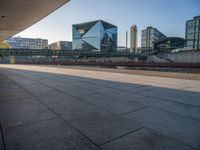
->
[0,0,70,41]
[0,64,200,93]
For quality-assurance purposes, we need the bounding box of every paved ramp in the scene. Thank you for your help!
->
[0,65,200,150]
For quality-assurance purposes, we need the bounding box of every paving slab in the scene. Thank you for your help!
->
[141,88,200,106]
[1,65,200,150]
[133,96,200,120]
[3,118,99,150]
[48,98,142,146]
[34,90,74,105]
[0,125,4,150]
[36,79,99,97]
[0,97,57,129]
[0,92,31,105]
[7,79,54,95]
[11,69,104,92]
[80,92,146,115]
[80,78,151,94]
[19,82,143,146]
[102,128,196,150]
[124,107,200,148]
[96,87,147,100]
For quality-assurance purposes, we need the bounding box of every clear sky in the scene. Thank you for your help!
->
[16,0,200,47]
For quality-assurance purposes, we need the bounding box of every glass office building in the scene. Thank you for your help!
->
[5,37,48,49]
[72,20,117,52]
[185,16,200,50]
[50,41,72,50]
[141,26,166,54]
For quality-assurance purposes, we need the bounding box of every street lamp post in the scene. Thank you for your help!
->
[126,31,128,53]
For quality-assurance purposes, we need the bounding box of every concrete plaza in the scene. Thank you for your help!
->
[0,65,200,150]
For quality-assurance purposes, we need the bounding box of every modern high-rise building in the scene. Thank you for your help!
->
[130,25,137,53]
[141,26,166,54]
[185,16,200,50]
[5,37,48,49]
[50,41,72,50]
[72,20,117,52]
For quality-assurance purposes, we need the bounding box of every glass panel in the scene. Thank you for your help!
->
[73,27,81,39]
[83,21,102,38]
[83,38,100,49]
[187,27,195,33]
[187,20,195,27]
[72,20,117,52]
[186,33,194,40]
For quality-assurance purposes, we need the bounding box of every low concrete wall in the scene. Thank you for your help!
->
[146,55,169,63]
[165,52,200,63]
[146,51,200,63]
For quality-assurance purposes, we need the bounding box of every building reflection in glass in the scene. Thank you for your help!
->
[73,20,117,52]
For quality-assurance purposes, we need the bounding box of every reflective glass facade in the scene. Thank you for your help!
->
[73,20,117,52]
[5,37,48,49]
[50,41,72,50]
[141,26,166,54]
[185,16,200,50]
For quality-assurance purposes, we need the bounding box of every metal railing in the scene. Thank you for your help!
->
[0,49,146,58]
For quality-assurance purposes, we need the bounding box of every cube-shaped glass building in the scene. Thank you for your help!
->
[72,20,117,52]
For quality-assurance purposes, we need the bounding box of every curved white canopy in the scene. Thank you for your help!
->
[0,0,70,42]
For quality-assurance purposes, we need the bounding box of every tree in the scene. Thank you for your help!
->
[0,42,10,49]
[0,42,10,57]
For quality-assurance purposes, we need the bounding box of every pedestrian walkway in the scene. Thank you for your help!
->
[0,65,200,150]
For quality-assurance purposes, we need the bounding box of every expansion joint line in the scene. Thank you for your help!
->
[0,122,6,150]
[9,77,100,149]
[100,127,144,147]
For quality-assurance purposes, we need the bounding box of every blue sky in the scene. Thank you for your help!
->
[16,0,200,47]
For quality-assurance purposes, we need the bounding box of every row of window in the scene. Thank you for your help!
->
[186,27,200,33]
[186,33,200,40]
[186,41,199,46]
[187,20,200,27]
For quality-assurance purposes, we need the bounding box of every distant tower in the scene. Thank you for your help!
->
[130,25,137,53]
